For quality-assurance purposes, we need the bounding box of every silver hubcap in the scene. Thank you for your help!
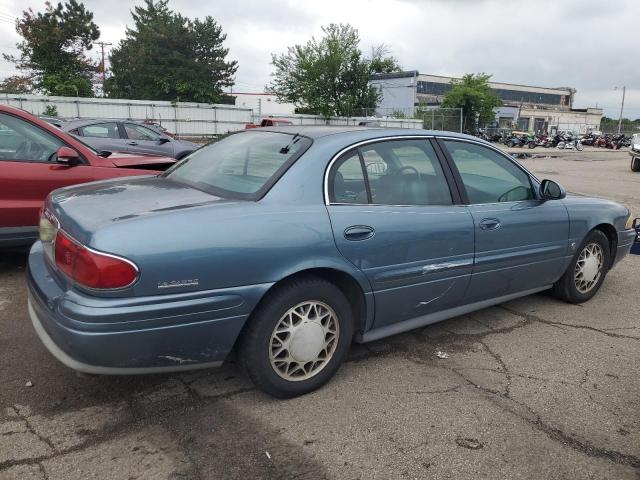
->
[574,242,603,293]
[269,301,339,381]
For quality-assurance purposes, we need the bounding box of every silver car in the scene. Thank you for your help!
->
[63,119,198,159]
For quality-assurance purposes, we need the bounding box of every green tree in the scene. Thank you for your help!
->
[105,0,237,103]
[441,73,501,130]
[4,1,99,97]
[269,24,382,117]
[369,44,401,74]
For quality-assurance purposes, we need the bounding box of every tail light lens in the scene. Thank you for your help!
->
[54,231,138,289]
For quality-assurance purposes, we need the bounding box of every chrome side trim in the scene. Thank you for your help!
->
[421,258,473,274]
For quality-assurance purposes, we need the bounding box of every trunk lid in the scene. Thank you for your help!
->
[47,176,238,242]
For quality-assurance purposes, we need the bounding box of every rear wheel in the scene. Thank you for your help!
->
[557,142,566,149]
[552,230,610,303]
[576,142,584,151]
[527,141,536,149]
[238,276,354,398]
[631,156,640,172]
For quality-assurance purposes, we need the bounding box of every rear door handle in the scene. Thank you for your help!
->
[479,218,501,231]
[344,225,375,241]
[127,141,138,146]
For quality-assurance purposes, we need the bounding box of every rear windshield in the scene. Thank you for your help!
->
[164,131,311,200]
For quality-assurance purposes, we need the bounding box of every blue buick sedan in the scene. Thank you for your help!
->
[28,127,638,397]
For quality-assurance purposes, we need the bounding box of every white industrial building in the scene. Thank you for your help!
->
[370,71,603,134]
[232,92,295,116]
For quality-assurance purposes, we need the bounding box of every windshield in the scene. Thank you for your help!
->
[164,131,311,200]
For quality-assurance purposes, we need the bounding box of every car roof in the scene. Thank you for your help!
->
[255,125,481,142]
[63,118,157,129]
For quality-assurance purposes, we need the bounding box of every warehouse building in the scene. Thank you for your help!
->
[370,71,602,134]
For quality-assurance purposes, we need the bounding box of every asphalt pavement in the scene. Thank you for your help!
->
[1,148,638,479]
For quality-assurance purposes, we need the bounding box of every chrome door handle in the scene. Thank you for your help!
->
[344,225,375,241]
[479,218,501,231]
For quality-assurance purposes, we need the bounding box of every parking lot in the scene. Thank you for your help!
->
[0,148,638,480]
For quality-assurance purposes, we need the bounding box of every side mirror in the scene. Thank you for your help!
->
[158,137,170,144]
[540,179,566,200]
[55,146,81,166]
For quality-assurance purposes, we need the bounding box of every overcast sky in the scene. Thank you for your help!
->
[0,0,637,118]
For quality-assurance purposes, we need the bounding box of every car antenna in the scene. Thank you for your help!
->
[280,127,305,154]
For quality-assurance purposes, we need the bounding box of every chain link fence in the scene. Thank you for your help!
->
[353,107,463,132]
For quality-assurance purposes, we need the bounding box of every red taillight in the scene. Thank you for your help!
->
[54,231,138,289]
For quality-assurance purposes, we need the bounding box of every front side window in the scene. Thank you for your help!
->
[165,131,311,199]
[79,122,120,139]
[0,112,64,162]
[329,139,453,206]
[124,123,161,141]
[443,140,534,204]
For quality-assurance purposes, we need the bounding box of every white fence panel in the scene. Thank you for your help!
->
[0,94,424,136]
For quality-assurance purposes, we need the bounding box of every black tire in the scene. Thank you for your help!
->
[631,156,640,172]
[527,141,536,149]
[238,276,354,398]
[552,230,610,303]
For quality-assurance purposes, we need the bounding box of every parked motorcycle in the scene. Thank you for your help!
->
[557,133,584,151]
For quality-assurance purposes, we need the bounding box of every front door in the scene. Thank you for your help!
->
[122,123,174,157]
[0,112,94,242]
[326,138,475,331]
[439,139,569,303]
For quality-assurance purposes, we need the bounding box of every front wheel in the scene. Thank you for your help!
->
[238,276,354,398]
[575,142,584,151]
[557,142,566,149]
[527,141,536,149]
[552,230,610,303]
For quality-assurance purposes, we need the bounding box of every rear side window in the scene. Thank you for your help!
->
[124,123,161,141]
[443,140,534,203]
[330,152,368,204]
[165,131,311,200]
[329,139,453,206]
[79,122,120,139]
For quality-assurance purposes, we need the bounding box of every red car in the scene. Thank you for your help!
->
[0,105,176,247]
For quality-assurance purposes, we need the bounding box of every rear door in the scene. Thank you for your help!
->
[0,112,94,239]
[72,121,127,153]
[122,123,175,157]
[439,138,569,302]
[326,138,475,332]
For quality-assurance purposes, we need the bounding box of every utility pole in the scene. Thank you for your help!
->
[95,41,112,95]
[616,86,626,135]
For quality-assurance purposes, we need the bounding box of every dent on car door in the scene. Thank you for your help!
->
[439,139,570,302]
[0,112,94,236]
[326,138,475,332]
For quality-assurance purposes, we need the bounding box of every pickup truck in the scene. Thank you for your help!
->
[245,118,294,129]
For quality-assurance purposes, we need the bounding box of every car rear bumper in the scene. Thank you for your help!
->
[27,241,271,374]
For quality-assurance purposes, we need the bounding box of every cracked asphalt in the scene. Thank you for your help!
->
[1,149,639,480]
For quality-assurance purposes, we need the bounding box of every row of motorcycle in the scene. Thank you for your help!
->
[474,131,632,151]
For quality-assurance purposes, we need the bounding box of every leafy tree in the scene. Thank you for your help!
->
[105,0,237,103]
[269,24,383,117]
[4,1,99,97]
[43,105,58,116]
[369,44,401,74]
[441,73,501,130]
[0,75,33,93]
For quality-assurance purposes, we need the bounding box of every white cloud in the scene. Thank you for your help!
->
[0,0,637,117]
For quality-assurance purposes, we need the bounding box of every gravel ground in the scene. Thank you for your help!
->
[0,148,638,480]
